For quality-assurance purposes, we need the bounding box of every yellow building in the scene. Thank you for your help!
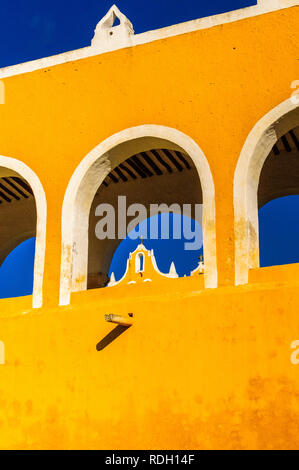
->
[0,0,298,449]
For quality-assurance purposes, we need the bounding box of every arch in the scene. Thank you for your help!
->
[0,156,47,307]
[234,98,299,285]
[136,252,144,273]
[60,125,217,305]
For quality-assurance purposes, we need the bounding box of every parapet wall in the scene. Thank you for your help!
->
[1,277,299,449]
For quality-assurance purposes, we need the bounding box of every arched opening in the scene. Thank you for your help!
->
[60,125,216,305]
[0,157,46,307]
[87,150,204,289]
[234,99,299,284]
[136,253,144,273]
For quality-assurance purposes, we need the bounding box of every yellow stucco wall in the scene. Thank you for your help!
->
[1,278,299,449]
[0,7,298,449]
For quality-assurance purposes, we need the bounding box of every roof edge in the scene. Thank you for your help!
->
[0,0,297,79]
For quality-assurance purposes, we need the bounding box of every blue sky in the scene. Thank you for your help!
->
[2,0,298,297]
[259,196,299,268]
[0,238,35,299]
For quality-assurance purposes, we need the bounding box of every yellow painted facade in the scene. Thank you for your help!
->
[0,4,298,449]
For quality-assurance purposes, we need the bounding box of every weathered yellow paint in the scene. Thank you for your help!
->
[1,278,299,449]
[249,262,299,284]
[0,6,298,449]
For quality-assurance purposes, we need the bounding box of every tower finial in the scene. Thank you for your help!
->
[168,262,178,279]
[108,272,116,287]
[91,5,134,48]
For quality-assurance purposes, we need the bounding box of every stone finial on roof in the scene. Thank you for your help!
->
[168,262,178,279]
[91,5,134,47]
[108,272,117,287]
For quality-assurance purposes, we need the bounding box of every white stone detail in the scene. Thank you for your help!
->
[168,262,178,279]
[108,272,116,286]
[91,5,134,48]
[149,250,178,279]
[107,257,130,287]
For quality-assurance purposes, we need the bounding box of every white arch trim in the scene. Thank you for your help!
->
[0,156,47,308]
[59,125,217,305]
[234,98,299,285]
